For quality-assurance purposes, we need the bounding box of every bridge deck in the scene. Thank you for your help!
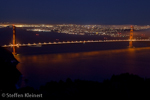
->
[2,39,150,48]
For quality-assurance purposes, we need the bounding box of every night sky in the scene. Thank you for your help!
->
[0,0,150,25]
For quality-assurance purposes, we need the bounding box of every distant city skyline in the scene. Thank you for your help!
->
[1,0,150,25]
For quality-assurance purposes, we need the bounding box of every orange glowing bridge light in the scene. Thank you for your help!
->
[12,25,17,55]
[129,26,134,48]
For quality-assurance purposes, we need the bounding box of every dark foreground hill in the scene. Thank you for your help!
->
[16,73,150,99]
[0,47,20,91]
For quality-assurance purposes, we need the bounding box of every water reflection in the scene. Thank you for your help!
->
[15,47,150,88]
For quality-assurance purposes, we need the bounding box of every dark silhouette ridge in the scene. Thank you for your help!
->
[0,47,21,93]
[19,74,147,99]
[38,74,150,99]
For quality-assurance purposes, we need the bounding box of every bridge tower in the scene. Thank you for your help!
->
[129,26,134,48]
[12,25,17,55]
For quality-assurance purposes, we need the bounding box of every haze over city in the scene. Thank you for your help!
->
[1,0,150,25]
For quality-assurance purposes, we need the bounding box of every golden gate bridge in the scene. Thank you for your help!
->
[2,25,149,55]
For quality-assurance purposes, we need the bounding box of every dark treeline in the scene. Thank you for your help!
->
[6,73,150,99]
[0,47,150,99]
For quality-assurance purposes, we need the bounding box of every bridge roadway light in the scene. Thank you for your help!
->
[3,45,7,47]
[22,44,26,46]
[16,44,19,48]
[28,43,31,45]
[18,43,21,46]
